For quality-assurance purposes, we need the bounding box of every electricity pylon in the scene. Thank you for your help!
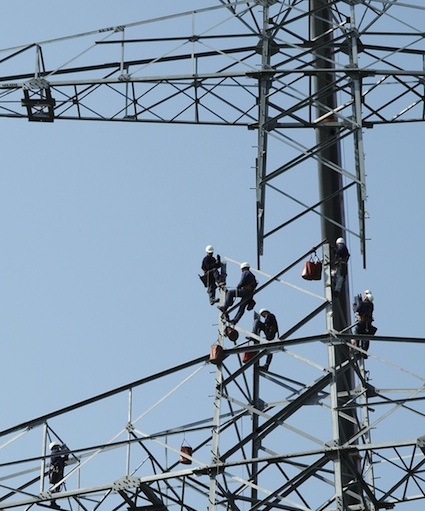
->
[1,2,425,511]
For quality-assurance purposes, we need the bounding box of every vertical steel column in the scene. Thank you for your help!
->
[251,363,261,504]
[310,1,361,508]
[41,423,48,493]
[324,241,346,507]
[253,2,274,503]
[208,310,225,511]
[348,7,376,500]
[255,1,274,268]
[310,0,348,310]
[348,5,368,268]
[126,388,132,475]
[358,358,376,505]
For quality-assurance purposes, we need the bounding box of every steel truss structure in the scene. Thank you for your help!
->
[1,1,425,511]
[1,294,425,511]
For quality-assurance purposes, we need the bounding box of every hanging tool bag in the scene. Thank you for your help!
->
[301,252,322,281]
[198,273,209,287]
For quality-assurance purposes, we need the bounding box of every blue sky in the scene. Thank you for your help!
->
[0,1,263,421]
[0,2,425,508]
[1,0,423,431]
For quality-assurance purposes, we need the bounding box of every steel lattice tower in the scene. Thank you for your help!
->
[1,2,425,511]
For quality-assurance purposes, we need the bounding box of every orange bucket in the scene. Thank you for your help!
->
[209,345,224,365]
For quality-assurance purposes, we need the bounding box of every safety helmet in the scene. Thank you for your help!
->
[205,245,214,253]
[49,441,60,450]
[259,308,269,316]
[240,262,250,270]
[336,237,345,245]
[364,290,374,301]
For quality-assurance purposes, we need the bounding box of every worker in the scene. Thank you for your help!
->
[218,262,257,324]
[200,245,226,305]
[252,308,279,371]
[353,290,377,357]
[332,237,350,296]
[48,441,69,508]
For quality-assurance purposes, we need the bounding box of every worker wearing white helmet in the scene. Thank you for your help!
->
[353,289,377,358]
[218,261,257,324]
[48,441,70,506]
[332,236,350,297]
[256,308,279,341]
[200,244,226,305]
[251,307,279,371]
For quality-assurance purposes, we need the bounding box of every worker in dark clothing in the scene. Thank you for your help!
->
[48,441,69,508]
[252,308,279,371]
[353,290,377,357]
[200,245,226,305]
[253,308,279,341]
[219,262,257,324]
[332,237,350,296]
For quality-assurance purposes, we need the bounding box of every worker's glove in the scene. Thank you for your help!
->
[216,254,221,262]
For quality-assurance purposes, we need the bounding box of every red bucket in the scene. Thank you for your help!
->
[179,445,193,465]
[242,351,257,363]
[224,326,239,342]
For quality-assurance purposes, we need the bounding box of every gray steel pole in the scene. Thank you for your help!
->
[252,2,275,503]
[255,2,274,268]
[310,1,361,507]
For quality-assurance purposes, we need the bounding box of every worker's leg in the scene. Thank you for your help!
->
[248,317,264,343]
[264,353,273,370]
[222,289,237,310]
[207,282,218,305]
[230,290,251,324]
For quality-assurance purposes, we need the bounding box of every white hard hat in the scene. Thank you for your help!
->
[364,290,374,301]
[336,237,345,244]
[49,441,60,450]
[240,262,250,270]
[259,308,269,315]
[205,245,214,253]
